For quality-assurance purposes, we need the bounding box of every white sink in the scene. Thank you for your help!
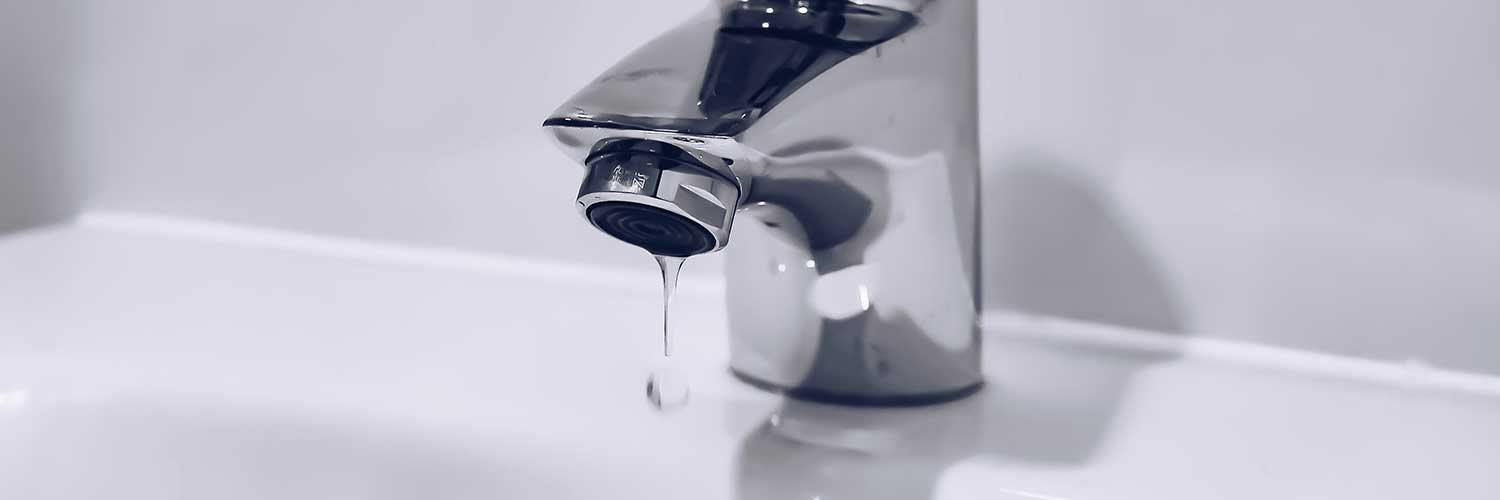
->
[0,399,565,500]
[2,216,1498,500]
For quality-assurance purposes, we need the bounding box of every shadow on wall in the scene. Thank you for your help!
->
[0,1,80,235]
[733,151,1190,499]
[986,152,1187,333]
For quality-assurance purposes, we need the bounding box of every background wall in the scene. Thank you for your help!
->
[980,0,1500,373]
[72,0,665,268]
[28,1,1500,372]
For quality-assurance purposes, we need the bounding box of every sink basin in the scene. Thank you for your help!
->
[0,399,563,500]
[2,216,1499,500]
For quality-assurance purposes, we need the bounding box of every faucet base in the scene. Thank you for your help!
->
[730,369,985,408]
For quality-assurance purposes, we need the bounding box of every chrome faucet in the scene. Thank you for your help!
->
[543,0,980,406]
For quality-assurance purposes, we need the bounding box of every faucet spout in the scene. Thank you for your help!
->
[543,0,980,406]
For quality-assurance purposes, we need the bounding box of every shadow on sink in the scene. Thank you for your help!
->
[736,341,1176,499]
[735,152,1187,499]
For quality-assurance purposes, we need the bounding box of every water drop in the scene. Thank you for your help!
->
[646,367,690,411]
[647,255,691,412]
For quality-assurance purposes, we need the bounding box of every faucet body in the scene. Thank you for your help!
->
[544,0,980,405]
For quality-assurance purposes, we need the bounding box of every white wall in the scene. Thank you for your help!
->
[980,0,1500,373]
[74,0,701,269]
[50,1,1500,373]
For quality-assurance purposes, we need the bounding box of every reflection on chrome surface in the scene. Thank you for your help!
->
[543,0,981,405]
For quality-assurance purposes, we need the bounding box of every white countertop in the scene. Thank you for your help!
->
[2,215,1498,500]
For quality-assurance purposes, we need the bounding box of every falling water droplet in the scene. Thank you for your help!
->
[646,255,691,412]
[646,369,690,411]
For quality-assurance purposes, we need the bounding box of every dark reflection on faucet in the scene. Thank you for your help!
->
[794,312,982,404]
[729,143,982,404]
[750,172,875,252]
